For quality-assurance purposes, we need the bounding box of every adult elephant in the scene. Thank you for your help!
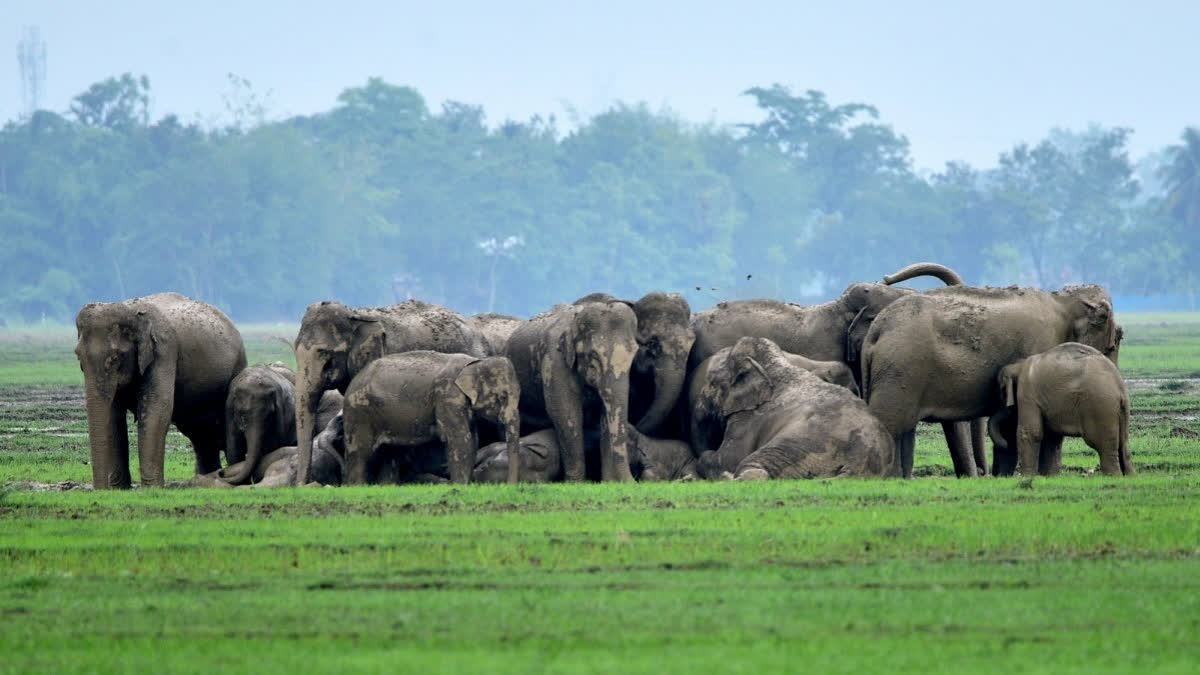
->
[470,312,523,356]
[575,292,694,435]
[689,263,963,373]
[293,299,487,483]
[504,298,638,482]
[861,284,1122,478]
[692,337,895,480]
[219,363,342,486]
[75,292,247,488]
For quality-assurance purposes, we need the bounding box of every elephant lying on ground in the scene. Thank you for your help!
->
[75,292,247,488]
[692,337,896,480]
[471,425,698,482]
[342,351,521,484]
[207,411,351,487]
[989,342,1133,477]
[862,284,1122,478]
[687,346,861,456]
[220,363,342,485]
[504,298,639,482]
[294,299,488,484]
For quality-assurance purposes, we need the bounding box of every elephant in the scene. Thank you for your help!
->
[224,411,350,487]
[74,292,247,488]
[575,292,695,436]
[688,262,963,373]
[471,424,698,483]
[470,313,524,356]
[861,284,1122,478]
[294,299,488,484]
[504,298,639,482]
[691,337,895,480]
[219,363,343,486]
[988,342,1133,477]
[342,351,521,485]
[687,347,860,456]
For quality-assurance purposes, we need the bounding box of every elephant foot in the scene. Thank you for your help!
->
[718,471,735,481]
[735,468,770,481]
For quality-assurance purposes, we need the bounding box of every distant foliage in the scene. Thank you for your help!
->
[1,75,1196,321]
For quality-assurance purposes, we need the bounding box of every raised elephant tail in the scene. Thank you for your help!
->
[1118,396,1134,475]
[882,262,964,286]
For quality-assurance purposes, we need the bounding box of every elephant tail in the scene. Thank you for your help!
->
[1118,396,1134,475]
[883,262,964,286]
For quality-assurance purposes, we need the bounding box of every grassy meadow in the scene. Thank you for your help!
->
[1,315,1199,672]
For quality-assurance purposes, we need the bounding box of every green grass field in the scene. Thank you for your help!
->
[2,315,1199,673]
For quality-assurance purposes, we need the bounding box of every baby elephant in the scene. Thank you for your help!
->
[693,337,895,480]
[989,342,1133,477]
[221,363,342,486]
[343,351,521,484]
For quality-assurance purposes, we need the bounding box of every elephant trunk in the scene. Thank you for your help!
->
[294,356,326,485]
[883,262,964,286]
[988,410,1010,450]
[221,423,265,485]
[634,360,687,435]
[504,410,521,484]
[84,383,129,489]
[600,374,635,482]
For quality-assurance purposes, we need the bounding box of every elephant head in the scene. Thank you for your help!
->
[447,356,522,483]
[220,365,297,485]
[74,301,171,488]
[293,301,387,483]
[568,300,638,480]
[1060,285,1122,364]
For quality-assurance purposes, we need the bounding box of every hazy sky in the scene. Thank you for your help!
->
[5,1,1197,170]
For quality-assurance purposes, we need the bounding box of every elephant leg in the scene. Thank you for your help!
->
[435,403,478,484]
[111,410,132,489]
[342,425,372,486]
[942,422,979,478]
[897,430,916,479]
[1015,409,1044,477]
[542,373,587,481]
[136,411,172,488]
[1038,432,1064,476]
[971,419,988,476]
[181,419,223,476]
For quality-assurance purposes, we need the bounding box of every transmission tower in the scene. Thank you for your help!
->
[17,26,47,118]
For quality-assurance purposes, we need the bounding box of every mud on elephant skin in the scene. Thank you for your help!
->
[342,351,522,485]
[989,342,1133,477]
[75,292,247,488]
[293,299,488,484]
[862,283,1122,479]
[470,312,524,357]
[504,299,639,482]
[692,337,896,480]
[220,363,342,485]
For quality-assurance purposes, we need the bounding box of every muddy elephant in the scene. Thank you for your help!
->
[687,347,860,456]
[470,312,523,356]
[75,292,247,488]
[575,292,695,435]
[294,299,488,483]
[692,337,895,479]
[504,299,638,482]
[862,284,1122,478]
[989,342,1133,477]
[688,262,963,372]
[220,363,343,485]
[342,351,521,484]
[472,424,698,483]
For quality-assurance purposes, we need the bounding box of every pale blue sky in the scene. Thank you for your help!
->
[5,1,1197,169]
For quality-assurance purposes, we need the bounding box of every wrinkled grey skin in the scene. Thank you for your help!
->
[693,337,896,480]
[294,299,487,484]
[862,284,1122,479]
[575,292,695,436]
[220,363,342,486]
[470,313,524,357]
[687,347,860,456]
[75,292,247,488]
[989,342,1133,477]
[689,263,963,372]
[342,351,521,485]
[504,299,638,482]
[471,424,697,483]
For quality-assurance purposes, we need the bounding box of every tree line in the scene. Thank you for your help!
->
[1,74,1197,322]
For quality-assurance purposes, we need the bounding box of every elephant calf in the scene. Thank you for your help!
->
[220,363,342,486]
[343,351,522,484]
[471,424,697,483]
[692,337,895,480]
[989,342,1133,477]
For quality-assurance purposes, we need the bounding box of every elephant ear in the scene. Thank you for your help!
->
[722,357,773,415]
[453,359,485,407]
[350,318,387,370]
[274,375,297,440]
[135,310,158,375]
[558,320,577,369]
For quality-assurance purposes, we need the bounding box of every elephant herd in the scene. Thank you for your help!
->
[73,261,1133,490]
